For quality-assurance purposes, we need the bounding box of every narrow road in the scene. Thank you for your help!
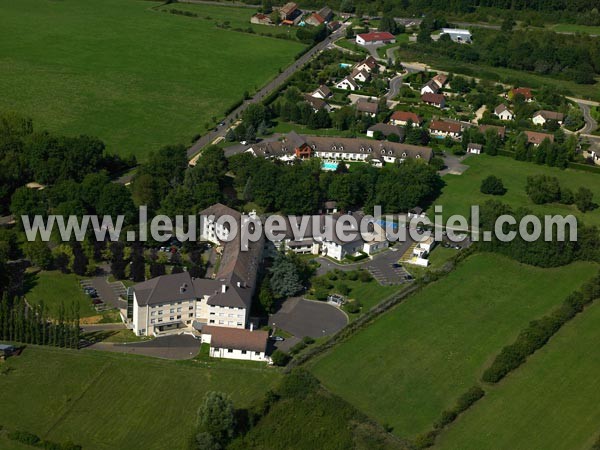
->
[573,101,598,135]
[186,23,348,159]
[386,74,404,100]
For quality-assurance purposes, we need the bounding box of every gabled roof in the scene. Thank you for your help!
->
[203,326,268,353]
[356,56,378,71]
[432,74,448,88]
[467,142,482,150]
[494,104,513,115]
[511,87,533,99]
[421,93,445,105]
[390,110,422,124]
[279,2,298,16]
[317,6,333,21]
[313,84,331,97]
[479,124,506,139]
[525,130,554,145]
[368,123,405,138]
[303,94,329,111]
[356,99,379,114]
[351,68,370,80]
[533,110,564,121]
[422,79,440,93]
[337,76,359,89]
[429,120,462,133]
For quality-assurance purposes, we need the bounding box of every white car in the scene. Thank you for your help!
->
[240,140,247,145]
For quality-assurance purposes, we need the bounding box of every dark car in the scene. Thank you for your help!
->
[92,299,103,305]
[392,263,402,268]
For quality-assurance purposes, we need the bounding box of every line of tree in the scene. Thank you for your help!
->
[415,25,600,85]
[482,270,600,383]
[0,294,81,348]
[477,200,600,267]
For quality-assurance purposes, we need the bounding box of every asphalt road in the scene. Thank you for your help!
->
[89,334,201,360]
[269,297,347,339]
[578,102,598,135]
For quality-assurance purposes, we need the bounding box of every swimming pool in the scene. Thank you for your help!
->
[322,161,339,171]
[339,63,352,68]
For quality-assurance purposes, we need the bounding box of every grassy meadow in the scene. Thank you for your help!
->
[24,271,98,318]
[436,300,600,450]
[0,346,279,449]
[0,0,303,159]
[433,154,600,227]
[309,253,597,439]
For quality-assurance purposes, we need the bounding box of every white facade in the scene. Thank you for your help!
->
[336,77,358,91]
[496,108,514,121]
[421,84,437,95]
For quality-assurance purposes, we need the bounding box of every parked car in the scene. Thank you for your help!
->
[92,299,103,305]
[270,336,285,342]
[392,263,402,268]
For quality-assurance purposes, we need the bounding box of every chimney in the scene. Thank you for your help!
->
[221,284,227,293]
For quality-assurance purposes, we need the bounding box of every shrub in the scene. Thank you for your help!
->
[344,300,362,314]
[413,430,439,449]
[480,175,506,195]
[358,270,373,282]
[8,431,40,446]
[270,350,290,367]
[277,369,319,399]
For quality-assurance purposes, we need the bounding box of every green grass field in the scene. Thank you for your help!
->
[157,2,297,39]
[551,24,600,35]
[24,271,98,318]
[0,346,279,449]
[0,0,303,159]
[309,253,597,439]
[433,155,600,227]
[436,300,600,450]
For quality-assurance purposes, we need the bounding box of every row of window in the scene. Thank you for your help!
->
[214,348,262,356]
[150,313,194,324]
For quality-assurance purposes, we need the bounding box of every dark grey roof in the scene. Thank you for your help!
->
[368,123,405,140]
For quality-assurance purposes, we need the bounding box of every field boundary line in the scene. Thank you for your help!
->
[43,360,113,438]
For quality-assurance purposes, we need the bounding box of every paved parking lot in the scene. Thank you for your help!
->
[269,297,348,339]
[80,277,128,310]
[363,245,414,285]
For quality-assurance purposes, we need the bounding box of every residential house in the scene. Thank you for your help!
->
[494,104,514,121]
[321,200,338,214]
[525,130,555,146]
[356,99,379,117]
[356,31,396,46]
[306,6,333,25]
[510,87,534,102]
[479,124,506,140]
[351,68,370,83]
[421,93,446,108]
[0,344,15,359]
[390,111,423,127]
[467,142,482,154]
[201,326,269,362]
[532,110,564,126]
[421,79,440,95]
[279,2,302,25]
[327,21,341,31]
[250,13,273,25]
[432,74,448,89]
[336,76,359,91]
[312,84,332,99]
[429,120,462,139]
[303,94,331,112]
[367,123,405,141]
[354,56,378,73]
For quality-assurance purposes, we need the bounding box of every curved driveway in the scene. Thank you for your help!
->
[269,297,347,339]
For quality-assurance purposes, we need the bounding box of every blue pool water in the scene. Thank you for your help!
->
[339,63,352,68]
[322,161,339,171]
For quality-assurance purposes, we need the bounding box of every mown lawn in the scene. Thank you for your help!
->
[24,271,97,318]
[0,0,304,159]
[436,300,600,450]
[309,253,597,439]
[433,154,600,227]
[0,346,280,449]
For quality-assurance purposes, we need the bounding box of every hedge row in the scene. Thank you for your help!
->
[567,161,600,174]
[482,271,600,383]
[6,430,81,450]
[414,385,485,449]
